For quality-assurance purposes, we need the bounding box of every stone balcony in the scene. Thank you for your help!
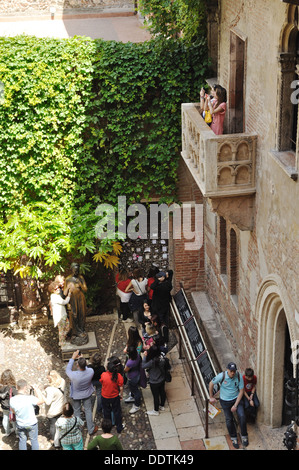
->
[181,103,258,231]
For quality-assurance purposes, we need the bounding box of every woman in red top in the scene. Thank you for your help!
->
[116,269,133,322]
[100,357,125,433]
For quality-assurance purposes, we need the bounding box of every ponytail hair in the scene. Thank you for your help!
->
[107,357,122,383]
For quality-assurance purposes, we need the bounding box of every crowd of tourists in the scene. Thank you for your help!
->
[0,264,259,451]
[0,266,174,450]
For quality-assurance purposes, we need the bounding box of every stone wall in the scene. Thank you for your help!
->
[172,0,299,426]
[0,0,135,17]
[198,0,299,426]
[204,0,299,365]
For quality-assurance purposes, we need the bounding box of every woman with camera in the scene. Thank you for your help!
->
[200,84,227,135]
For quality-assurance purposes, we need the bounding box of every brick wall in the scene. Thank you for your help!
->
[170,158,205,294]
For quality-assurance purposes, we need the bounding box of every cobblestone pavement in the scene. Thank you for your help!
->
[0,315,156,451]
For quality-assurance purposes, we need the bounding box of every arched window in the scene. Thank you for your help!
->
[219,216,227,275]
[230,228,238,296]
[229,30,246,134]
[277,4,299,177]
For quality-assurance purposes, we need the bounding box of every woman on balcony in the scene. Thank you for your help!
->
[208,85,227,135]
[200,85,227,135]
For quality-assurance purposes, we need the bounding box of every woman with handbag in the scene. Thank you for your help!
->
[142,344,167,416]
[124,346,142,414]
[206,85,227,135]
[125,268,148,324]
[43,370,66,449]
[0,369,17,436]
[200,84,227,135]
[115,268,133,322]
[55,402,84,450]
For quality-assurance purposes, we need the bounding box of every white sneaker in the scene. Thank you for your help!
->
[147,410,159,416]
[125,395,135,403]
[159,406,165,411]
[129,405,140,414]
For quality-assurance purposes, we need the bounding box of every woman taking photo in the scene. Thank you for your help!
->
[200,84,227,135]
[0,369,17,437]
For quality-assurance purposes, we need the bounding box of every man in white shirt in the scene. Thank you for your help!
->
[10,379,44,450]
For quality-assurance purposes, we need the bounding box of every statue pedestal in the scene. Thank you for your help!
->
[61,331,99,362]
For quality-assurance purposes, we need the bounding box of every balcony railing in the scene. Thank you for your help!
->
[181,103,257,199]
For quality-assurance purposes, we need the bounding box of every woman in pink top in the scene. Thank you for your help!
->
[207,85,227,135]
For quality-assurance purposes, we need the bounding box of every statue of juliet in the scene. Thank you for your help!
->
[64,263,89,346]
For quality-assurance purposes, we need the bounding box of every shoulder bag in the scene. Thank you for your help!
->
[59,417,77,446]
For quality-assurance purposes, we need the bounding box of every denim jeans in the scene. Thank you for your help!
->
[72,395,94,435]
[101,395,123,433]
[149,381,166,412]
[220,398,248,438]
[48,415,61,447]
[128,374,141,407]
[92,380,103,414]
[243,393,260,417]
[2,410,16,436]
[17,422,39,450]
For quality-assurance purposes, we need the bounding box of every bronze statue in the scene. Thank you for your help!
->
[64,263,88,346]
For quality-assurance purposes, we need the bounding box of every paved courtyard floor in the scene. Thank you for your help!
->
[0,313,291,452]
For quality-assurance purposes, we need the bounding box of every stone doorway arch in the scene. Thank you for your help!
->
[256,275,296,427]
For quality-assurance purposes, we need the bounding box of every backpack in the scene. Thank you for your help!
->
[164,356,172,383]
[220,371,240,386]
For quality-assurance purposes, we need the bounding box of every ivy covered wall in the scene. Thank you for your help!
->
[0,35,208,278]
